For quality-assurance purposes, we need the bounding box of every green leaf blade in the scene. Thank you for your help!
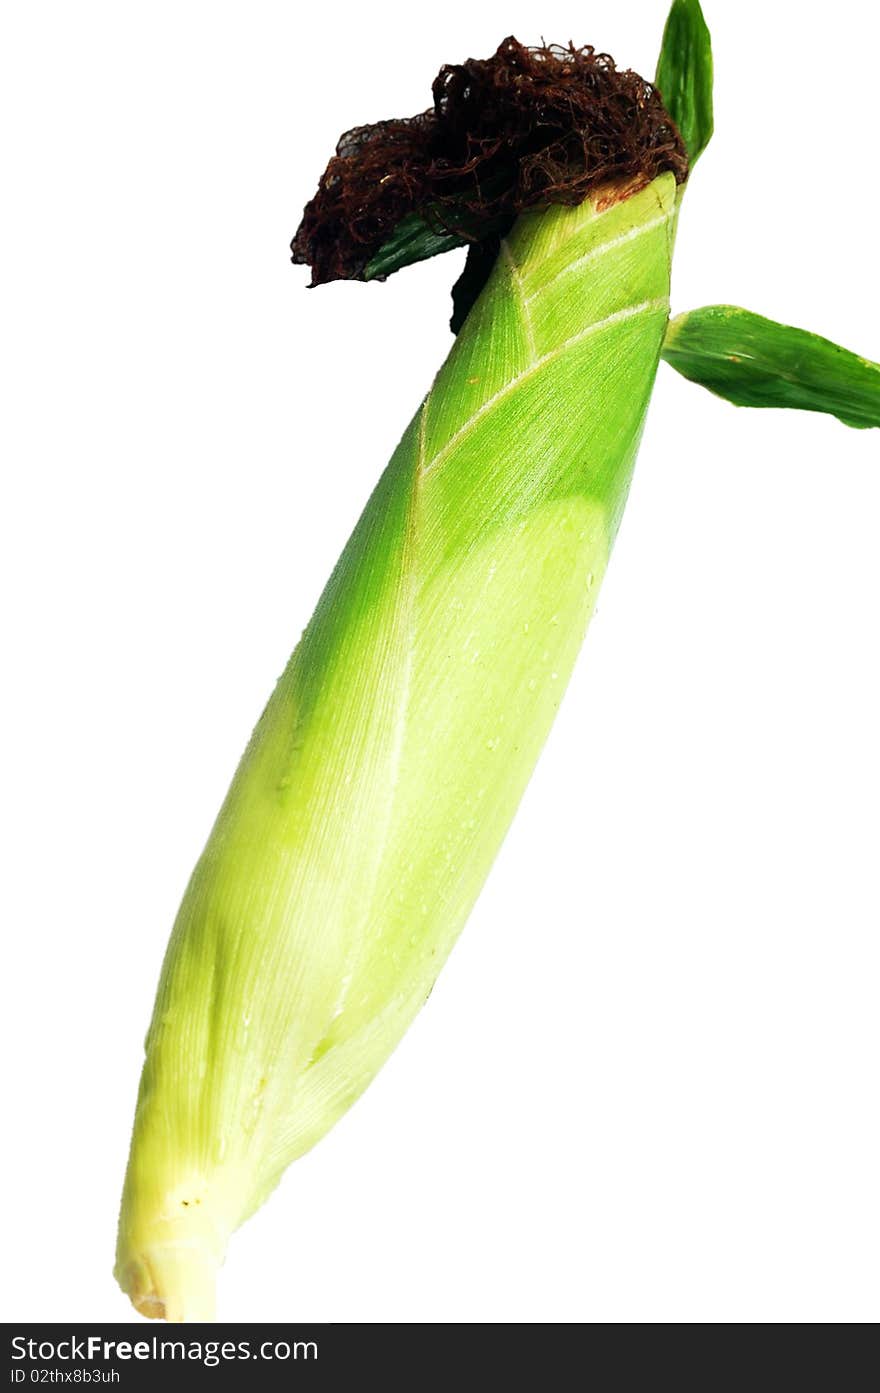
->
[655,0,714,168]
[363,212,469,281]
[662,305,880,429]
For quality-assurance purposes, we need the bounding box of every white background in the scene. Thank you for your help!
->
[2,0,878,1324]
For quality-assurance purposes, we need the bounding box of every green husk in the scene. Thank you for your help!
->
[115,173,677,1321]
[662,305,880,428]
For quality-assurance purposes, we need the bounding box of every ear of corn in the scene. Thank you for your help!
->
[116,172,677,1321]
[662,305,880,428]
[116,0,879,1324]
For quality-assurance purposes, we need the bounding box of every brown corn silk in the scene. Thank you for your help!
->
[291,36,688,287]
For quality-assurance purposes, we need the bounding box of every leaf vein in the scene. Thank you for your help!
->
[423,297,669,478]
